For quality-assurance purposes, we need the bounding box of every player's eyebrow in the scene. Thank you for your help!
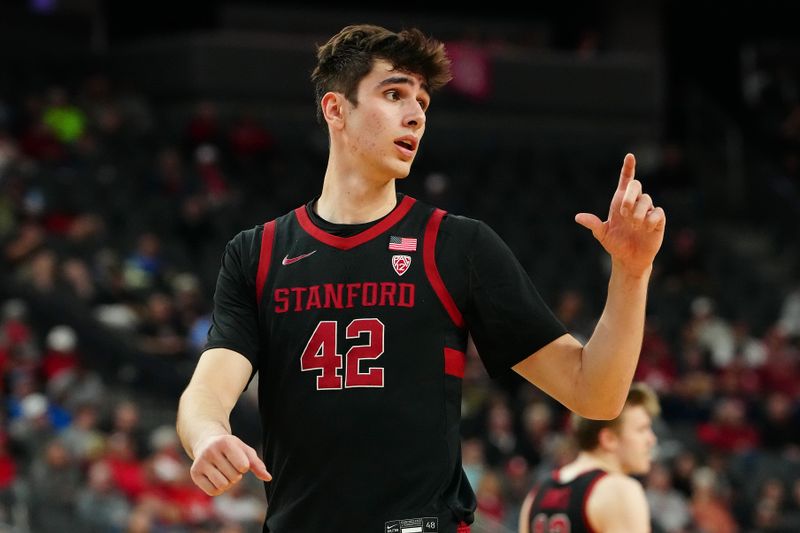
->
[376,75,430,94]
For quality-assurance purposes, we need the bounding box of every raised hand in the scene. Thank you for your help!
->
[190,434,272,496]
[574,153,666,276]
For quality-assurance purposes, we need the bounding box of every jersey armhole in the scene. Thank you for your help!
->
[255,219,276,308]
[423,208,465,329]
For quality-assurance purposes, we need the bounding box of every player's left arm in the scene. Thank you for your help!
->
[513,154,665,419]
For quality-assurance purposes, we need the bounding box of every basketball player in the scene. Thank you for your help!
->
[176,24,666,532]
[519,383,660,533]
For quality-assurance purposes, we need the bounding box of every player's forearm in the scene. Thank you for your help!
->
[580,261,651,418]
[177,384,234,460]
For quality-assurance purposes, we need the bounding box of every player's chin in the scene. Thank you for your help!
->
[635,458,653,475]
[392,162,413,179]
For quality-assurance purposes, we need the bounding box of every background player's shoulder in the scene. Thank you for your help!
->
[590,473,646,506]
[587,473,650,530]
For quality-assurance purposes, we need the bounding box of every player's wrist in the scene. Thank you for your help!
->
[610,260,653,281]
[191,428,232,457]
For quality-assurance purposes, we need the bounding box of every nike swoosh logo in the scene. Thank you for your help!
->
[281,250,317,265]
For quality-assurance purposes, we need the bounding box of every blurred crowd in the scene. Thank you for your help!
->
[1,37,799,533]
[0,308,265,532]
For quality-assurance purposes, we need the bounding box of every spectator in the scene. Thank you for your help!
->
[553,289,594,344]
[475,470,506,524]
[185,100,222,150]
[59,402,105,464]
[41,325,81,384]
[778,284,800,339]
[42,87,87,144]
[8,392,59,462]
[482,396,519,467]
[228,112,274,160]
[759,326,800,397]
[0,433,17,527]
[102,400,149,460]
[99,432,148,501]
[213,478,267,531]
[758,392,800,455]
[645,462,692,533]
[76,461,132,532]
[123,232,165,292]
[688,297,735,369]
[690,467,738,533]
[28,439,82,531]
[697,397,760,454]
[137,292,187,359]
[462,437,488,491]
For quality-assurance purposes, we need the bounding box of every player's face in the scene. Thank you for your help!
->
[345,59,429,181]
[615,405,656,476]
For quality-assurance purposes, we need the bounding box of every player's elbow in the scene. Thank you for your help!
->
[574,395,625,420]
[585,405,624,421]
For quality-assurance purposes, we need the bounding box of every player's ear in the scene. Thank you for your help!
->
[321,92,345,130]
[597,426,619,451]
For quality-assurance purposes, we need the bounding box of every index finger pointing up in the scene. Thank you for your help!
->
[618,153,636,191]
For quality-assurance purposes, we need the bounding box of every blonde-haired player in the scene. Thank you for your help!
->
[520,383,660,533]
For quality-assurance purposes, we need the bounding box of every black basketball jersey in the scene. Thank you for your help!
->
[206,194,567,533]
[523,469,608,533]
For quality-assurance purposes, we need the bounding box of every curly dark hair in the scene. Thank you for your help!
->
[311,24,452,124]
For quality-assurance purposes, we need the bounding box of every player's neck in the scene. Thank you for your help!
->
[317,172,398,224]
[563,451,624,478]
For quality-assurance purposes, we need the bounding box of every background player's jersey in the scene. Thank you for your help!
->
[522,469,608,533]
[207,195,566,532]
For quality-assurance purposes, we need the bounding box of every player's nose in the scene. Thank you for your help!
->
[403,103,426,131]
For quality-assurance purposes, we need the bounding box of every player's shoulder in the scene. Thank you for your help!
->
[228,207,296,249]
[590,474,651,532]
[587,473,649,525]
[427,205,485,240]
[400,196,482,243]
[227,224,262,252]
[440,212,482,231]
[225,217,276,266]
[592,472,646,496]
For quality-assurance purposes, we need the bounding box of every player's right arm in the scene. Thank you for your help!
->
[179,228,267,495]
[585,474,651,533]
[517,489,535,533]
[177,347,271,495]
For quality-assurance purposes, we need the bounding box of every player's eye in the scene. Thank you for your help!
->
[417,99,429,112]
[385,90,400,101]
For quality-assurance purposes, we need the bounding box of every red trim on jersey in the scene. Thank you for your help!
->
[457,522,470,533]
[294,196,417,250]
[582,470,608,533]
[444,348,466,378]
[423,209,465,329]
[256,220,276,306]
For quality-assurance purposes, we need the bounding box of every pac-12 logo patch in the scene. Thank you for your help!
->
[385,517,438,533]
[392,254,412,276]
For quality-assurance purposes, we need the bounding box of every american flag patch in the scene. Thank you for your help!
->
[388,236,417,251]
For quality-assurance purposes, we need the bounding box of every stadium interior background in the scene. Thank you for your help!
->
[1,1,799,531]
